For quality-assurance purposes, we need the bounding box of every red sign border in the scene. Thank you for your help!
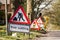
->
[9,6,31,24]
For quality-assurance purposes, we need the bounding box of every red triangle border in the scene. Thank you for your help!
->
[9,6,31,24]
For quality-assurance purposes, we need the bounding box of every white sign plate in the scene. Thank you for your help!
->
[9,23,30,33]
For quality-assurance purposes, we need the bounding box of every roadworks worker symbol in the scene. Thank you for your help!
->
[13,12,25,21]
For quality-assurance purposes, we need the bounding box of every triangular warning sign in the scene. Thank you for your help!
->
[37,17,44,29]
[30,19,40,30]
[30,17,44,30]
[9,6,31,24]
[37,17,43,24]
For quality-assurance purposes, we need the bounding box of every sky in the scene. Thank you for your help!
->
[0,0,10,4]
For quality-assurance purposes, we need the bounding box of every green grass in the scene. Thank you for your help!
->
[46,24,60,31]
[0,24,60,40]
[0,25,42,40]
[0,25,6,27]
[0,32,39,40]
[50,24,60,30]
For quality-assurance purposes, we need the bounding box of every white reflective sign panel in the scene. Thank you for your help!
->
[9,23,30,33]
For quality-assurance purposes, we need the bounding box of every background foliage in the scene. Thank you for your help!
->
[13,0,27,12]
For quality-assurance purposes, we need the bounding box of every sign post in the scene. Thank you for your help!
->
[5,0,8,35]
[9,6,31,37]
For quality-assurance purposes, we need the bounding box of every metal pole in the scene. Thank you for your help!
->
[5,0,8,35]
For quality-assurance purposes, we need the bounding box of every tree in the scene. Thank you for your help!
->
[0,10,5,25]
[51,0,60,25]
[0,2,2,9]
[31,0,44,21]
[13,0,27,12]
[43,0,60,26]
[27,0,32,21]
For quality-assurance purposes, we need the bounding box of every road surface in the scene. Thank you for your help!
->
[34,31,60,40]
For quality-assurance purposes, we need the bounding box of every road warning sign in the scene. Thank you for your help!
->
[30,19,40,30]
[37,17,43,24]
[30,17,44,30]
[37,17,44,30]
[9,6,31,33]
[9,6,31,24]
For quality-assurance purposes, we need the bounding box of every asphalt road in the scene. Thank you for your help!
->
[34,31,60,40]
[47,31,60,37]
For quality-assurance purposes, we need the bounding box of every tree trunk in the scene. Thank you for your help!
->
[27,0,32,21]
